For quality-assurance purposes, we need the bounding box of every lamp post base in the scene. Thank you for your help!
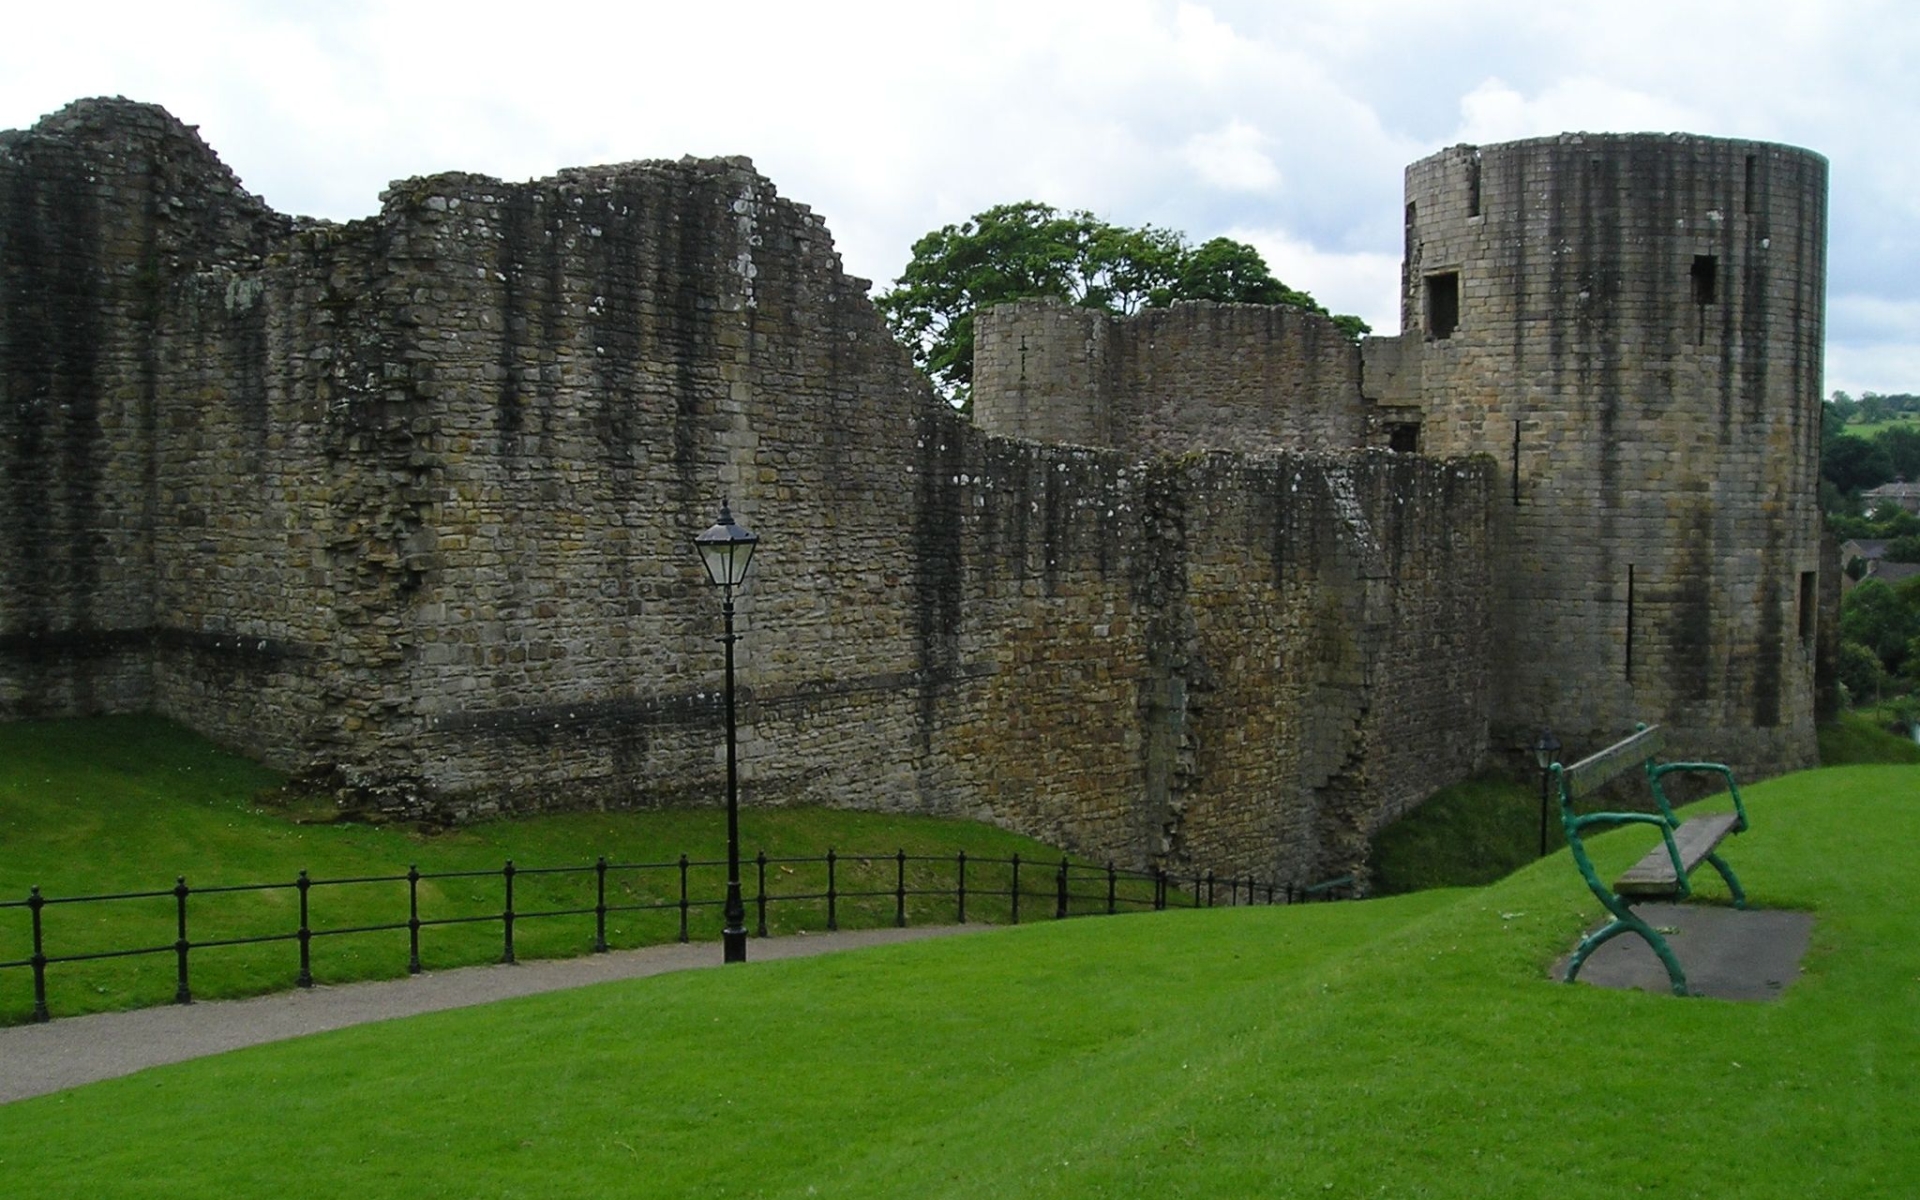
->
[723,880,747,963]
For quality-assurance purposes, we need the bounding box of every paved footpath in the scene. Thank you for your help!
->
[0,925,984,1105]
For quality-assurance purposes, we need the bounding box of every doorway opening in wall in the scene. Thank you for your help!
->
[1426,272,1460,340]
[1386,423,1421,453]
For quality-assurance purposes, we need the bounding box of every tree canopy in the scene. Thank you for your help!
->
[876,202,1369,408]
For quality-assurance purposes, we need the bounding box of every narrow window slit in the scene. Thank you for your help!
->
[1510,420,1521,507]
[1426,272,1460,340]
[1691,255,1718,305]
[1625,565,1636,681]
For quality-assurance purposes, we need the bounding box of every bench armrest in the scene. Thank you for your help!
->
[1647,762,1749,832]
[1561,811,1690,902]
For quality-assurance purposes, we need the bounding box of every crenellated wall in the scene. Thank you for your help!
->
[0,98,1499,886]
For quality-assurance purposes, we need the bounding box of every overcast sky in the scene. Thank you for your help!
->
[4,0,1914,396]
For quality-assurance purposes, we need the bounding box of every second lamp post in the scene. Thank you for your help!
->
[694,500,759,964]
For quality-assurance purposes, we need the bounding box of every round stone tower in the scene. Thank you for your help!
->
[1398,133,1827,775]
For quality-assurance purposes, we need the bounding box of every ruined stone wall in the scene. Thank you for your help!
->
[974,299,1371,456]
[0,99,290,718]
[0,99,1497,886]
[1399,134,1826,776]
[906,440,1495,882]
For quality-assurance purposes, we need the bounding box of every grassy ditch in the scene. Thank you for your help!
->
[0,717,1170,1023]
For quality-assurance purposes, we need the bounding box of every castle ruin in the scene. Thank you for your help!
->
[0,99,1829,886]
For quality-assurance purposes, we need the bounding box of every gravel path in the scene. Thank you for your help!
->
[0,925,985,1105]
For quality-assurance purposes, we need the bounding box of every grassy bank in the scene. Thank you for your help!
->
[1,763,1915,1196]
[0,717,1148,1023]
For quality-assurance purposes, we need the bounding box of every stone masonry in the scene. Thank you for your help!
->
[1,98,1512,887]
[975,133,1828,783]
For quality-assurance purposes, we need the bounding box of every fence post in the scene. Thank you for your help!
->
[677,854,690,943]
[407,865,423,974]
[501,860,517,965]
[1205,870,1215,908]
[1055,857,1069,920]
[894,850,907,928]
[757,851,770,938]
[173,876,192,1005]
[826,848,839,932]
[28,886,48,1023]
[1010,853,1021,925]
[1107,862,1117,915]
[296,870,313,988]
[955,850,967,925]
[594,857,609,953]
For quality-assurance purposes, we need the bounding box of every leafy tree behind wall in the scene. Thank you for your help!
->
[877,202,1369,409]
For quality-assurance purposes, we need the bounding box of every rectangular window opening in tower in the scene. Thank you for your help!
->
[1625,565,1636,681]
[1799,571,1817,647]
[1467,150,1482,218]
[1426,272,1460,340]
[1691,255,1718,305]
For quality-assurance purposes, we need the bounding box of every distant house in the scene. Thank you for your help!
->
[1840,538,1920,590]
[1862,480,1920,516]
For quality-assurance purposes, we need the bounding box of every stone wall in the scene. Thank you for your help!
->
[0,98,1497,886]
[0,100,289,717]
[974,299,1373,455]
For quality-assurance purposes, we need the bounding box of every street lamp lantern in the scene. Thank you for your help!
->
[1532,728,1562,858]
[1532,729,1561,772]
[694,501,759,590]
[692,499,759,964]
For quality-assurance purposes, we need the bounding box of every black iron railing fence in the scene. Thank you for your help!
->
[0,851,1354,1024]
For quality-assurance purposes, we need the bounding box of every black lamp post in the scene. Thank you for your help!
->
[1532,729,1562,859]
[694,500,759,964]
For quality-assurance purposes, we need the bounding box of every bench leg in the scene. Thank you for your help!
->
[1566,909,1690,997]
[1705,852,1747,910]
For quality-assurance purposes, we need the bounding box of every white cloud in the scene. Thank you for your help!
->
[0,0,1916,384]
[1180,121,1282,193]
[1455,77,1713,144]
[1226,226,1402,333]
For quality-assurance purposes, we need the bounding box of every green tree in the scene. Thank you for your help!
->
[1827,390,1857,429]
[1887,535,1920,563]
[1823,435,1895,496]
[878,203,1366,408]
[1838,638,1887,704]
[1879,425,1920,480]
[1840,578,1920,675]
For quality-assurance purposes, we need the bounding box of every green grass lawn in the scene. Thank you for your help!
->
[1,761,1915,1197]
[0,717,1165,1023]
[1369,771,1550,894]
[1820,708,1920,765]
[1844,413,1920,437]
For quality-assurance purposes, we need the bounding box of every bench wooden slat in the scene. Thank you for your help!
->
[1561,725,1664,799]
[1614,813,1742,896]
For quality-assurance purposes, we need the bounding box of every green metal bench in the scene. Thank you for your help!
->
[1553,724,1750,996]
